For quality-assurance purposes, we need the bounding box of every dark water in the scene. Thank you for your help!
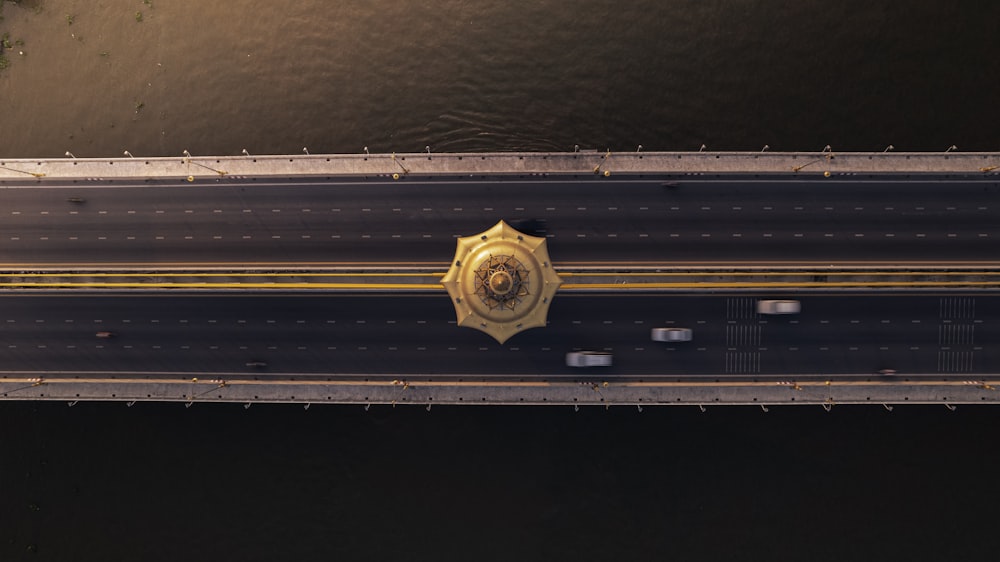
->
[2,1,1000,560]
[4,402,1000,561]
[1,1,999,157]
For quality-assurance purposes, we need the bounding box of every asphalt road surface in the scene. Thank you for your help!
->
[1,175,998,265]
[0,292,993,378]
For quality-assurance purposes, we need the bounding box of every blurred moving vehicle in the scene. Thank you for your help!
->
[66,197,85,203]
[245,361,268,368]
[565,351,613,368]
[508,218,547,237]
[651,327,693,342]
[756,300,801,315]
[95,331,115,338]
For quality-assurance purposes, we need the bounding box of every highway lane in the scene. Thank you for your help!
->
[1,175,999,265]
[0,292,994,378]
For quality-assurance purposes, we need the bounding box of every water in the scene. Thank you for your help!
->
[2,1,1000,560]
[1,1,998,158]
[4,402,1000,560]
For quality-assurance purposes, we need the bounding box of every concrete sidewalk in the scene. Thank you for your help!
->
[2,374,996,407]
[2,151,999,180]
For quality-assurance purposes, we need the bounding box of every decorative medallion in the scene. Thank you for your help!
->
[441,221,562,343]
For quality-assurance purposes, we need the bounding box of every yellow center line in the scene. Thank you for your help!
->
[3,260,1000,268]
[562,281,1000,289]
[4,281,1000,289]
[0,283,445,289]
[560,271,1000,277]
[0,272,447,277]
[2,271,997,277]
[4,272,999,279]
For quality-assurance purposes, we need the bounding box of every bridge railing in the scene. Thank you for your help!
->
[2,374,996,407]
[2,151,999,180]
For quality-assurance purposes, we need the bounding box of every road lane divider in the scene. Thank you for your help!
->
[4,267,1000,290]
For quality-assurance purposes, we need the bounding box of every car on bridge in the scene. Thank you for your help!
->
[756,300,801,315]
[651,327,693,342]
[566,351,613,368]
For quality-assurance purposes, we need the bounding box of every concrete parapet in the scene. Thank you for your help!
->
[1,151,999,180]
[2,375,996,406]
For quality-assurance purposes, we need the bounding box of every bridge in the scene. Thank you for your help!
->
[1,150,998,408]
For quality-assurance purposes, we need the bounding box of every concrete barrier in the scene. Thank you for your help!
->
[2,151,999,180]
[2,375,996,407]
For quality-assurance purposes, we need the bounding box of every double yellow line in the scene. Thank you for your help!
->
[3,270,1000,290]
[560,270,1000,289]
[0,272,445,290]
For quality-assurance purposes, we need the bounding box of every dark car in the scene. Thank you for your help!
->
[508,218,547,237]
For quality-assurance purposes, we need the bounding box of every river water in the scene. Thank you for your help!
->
[1,0,999,158]
[2,1,1000,560]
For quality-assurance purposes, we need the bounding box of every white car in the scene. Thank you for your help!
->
[565,351,613,368]
[651,327,693,342]
[756,300,801,315]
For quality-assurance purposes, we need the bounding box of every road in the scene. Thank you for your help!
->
[1,175,998,265]
[0,292,993,378]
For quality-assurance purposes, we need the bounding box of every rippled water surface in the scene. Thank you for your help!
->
[1,0,998,157]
